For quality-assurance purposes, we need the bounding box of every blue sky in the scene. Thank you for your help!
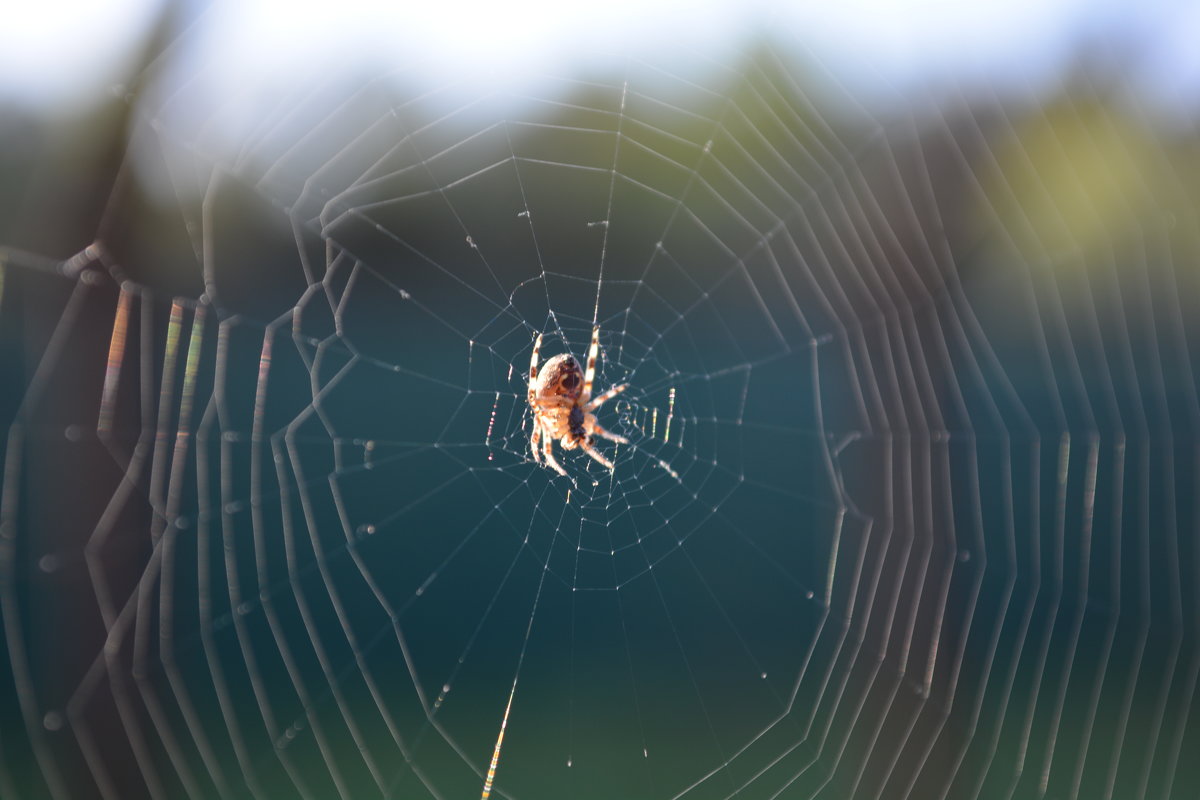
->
[2,0,1196,118]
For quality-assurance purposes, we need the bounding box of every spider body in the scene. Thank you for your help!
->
[527,327,628,477]
[567,406,586,439]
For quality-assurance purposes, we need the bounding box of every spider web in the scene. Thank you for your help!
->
[1,7,1199,800]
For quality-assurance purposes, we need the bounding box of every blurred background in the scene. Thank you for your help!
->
[1,2,1199,799]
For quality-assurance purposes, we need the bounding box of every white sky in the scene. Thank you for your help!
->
[0,0,1197,115]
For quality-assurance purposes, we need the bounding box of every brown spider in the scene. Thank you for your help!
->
[527,326,628,476]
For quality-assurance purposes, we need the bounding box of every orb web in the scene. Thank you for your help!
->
[1,11,1199,800]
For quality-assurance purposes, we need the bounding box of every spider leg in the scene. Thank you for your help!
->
[581,440,616,470]
[582,326,599,404]
[584,383,627,412]
[591,420,628,445]
[530,420,542,464]
[542,435,568,477]
[528,333,543,403]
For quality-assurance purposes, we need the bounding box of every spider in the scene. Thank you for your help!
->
[527,326,628,477]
